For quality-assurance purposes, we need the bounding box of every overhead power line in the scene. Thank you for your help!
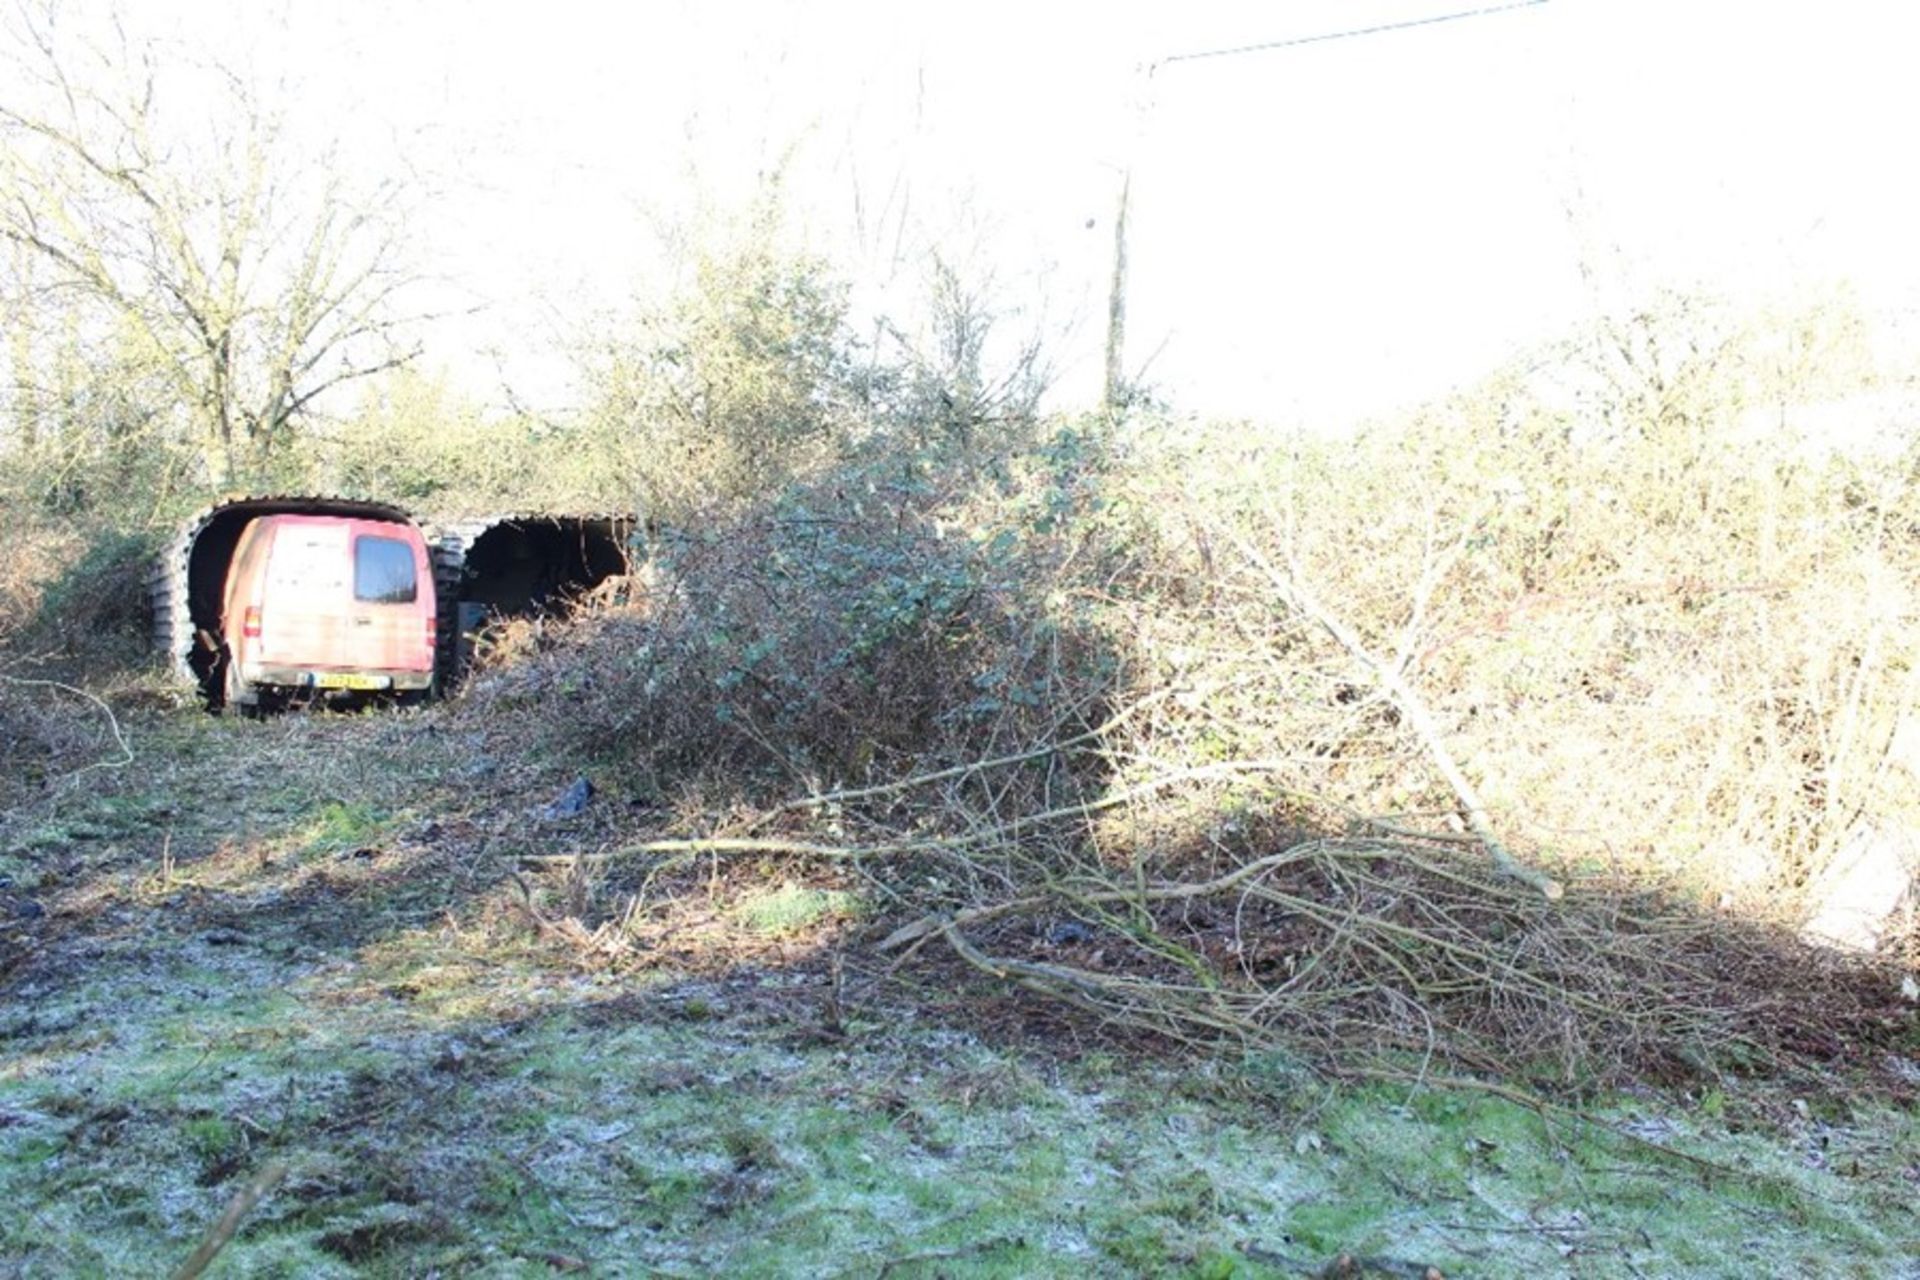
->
[1104,0,1551,415]
[1154,0,1549,72]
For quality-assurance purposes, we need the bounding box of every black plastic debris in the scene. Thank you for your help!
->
[541,776,594,820]
[1046,919,1093,945]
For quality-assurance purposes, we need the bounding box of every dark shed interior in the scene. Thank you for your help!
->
[458,518,631,614]
[442,516,634,681]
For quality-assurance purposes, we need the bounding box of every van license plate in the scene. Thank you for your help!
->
[313,673,390,691]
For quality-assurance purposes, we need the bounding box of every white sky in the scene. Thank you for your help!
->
[115,0,1920,423]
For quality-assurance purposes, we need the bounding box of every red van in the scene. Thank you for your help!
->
[219,514,437,709]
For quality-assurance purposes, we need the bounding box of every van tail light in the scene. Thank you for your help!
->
[242,606,262,639]
[425,614,438,647]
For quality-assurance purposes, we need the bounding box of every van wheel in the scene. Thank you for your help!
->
[223,661,261,719]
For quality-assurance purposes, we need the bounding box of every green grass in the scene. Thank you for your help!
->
[6,943,1917,1277]
[292,800,393,854]
[2,707,1916,1278]
[732,882,863,934]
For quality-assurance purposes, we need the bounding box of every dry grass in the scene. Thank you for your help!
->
[0,522,81,652]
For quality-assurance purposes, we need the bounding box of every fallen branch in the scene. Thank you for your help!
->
[170,1160,288,1280]
[0,673,135,778]
[520,761,1330,869]
[521,835,895,865]
[933,918,1251,1048]
[1362,816,1482,845]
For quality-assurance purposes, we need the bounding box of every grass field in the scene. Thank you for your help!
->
[2,705,1916,1278]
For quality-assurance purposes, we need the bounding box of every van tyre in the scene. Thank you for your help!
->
[222,659,261,719]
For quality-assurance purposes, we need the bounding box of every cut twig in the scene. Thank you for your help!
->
[170,1159,288,1280]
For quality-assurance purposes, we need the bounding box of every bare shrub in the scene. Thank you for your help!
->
[1096,289,1920,918]
[578,191,877,525]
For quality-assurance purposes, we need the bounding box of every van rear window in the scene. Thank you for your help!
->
[354,536,418,604]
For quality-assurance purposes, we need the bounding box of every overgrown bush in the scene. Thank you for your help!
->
[1111,288,1920,916]
[472,419,1124,808]
[317,370,629,513]
[22,527,156,661]
[468,286,1915,1084]
[0,519,74,654]
[0,495,161,678]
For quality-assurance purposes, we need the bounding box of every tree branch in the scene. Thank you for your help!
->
[1221,521,1565,901]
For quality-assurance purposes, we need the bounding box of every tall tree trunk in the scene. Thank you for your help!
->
[7,300,36,452]
[212,332,235,488]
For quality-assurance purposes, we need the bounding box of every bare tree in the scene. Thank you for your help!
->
[0,4,421,486]
[880,253,1054,447]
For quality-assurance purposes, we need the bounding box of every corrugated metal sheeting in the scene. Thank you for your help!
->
[147,495,420,688]
[151,497,634,703]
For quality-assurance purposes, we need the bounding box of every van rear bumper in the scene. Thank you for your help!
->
[243,665,434,692]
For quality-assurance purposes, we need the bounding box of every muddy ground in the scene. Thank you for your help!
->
[2,704,1917,1277]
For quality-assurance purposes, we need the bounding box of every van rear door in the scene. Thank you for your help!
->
[254,520,352,669]
[344,529,432,674]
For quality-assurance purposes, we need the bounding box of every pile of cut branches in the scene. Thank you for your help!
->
[878,821,1904,1088]
[539,726,1908,1089]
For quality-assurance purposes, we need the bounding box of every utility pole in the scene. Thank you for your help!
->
[1100,0,1549,418]
[1102,169,1131,417]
